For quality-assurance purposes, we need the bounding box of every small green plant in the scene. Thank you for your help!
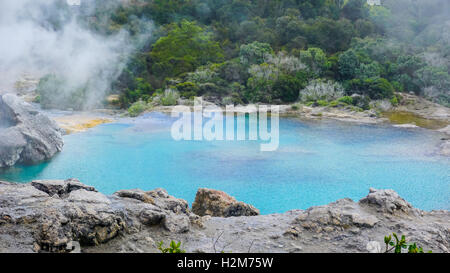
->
[128,100,149,117]
[329,100,339,107]
[337,96,353,105]
[33,95,41,103]
[158,240,186,253]
[160,89,180,106]
[390,96,399,106]
[315,100,329,107]
[384,233,431,253]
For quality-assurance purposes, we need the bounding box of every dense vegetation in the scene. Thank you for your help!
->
[38,0,450,110]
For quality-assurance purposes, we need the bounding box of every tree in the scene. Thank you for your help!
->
[272,74,305,103]
[306,17,356,53]
[299,47,330,76]
[338,49,360,80]
[245,63,279,103]
[342,0,369,21]
[239,41,273,65]
[364,77,395,99]
[150,20,224,80]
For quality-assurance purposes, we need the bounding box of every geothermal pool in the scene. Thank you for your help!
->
[1,112,449,214]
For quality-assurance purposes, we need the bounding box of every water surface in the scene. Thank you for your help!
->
[1,112,448,214]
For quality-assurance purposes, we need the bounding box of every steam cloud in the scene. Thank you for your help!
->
[0,0,151,109]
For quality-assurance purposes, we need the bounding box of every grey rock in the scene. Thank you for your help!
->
[359,188,417,215]
[0,179,195,252]
[139,209,166,226]
[67,189,111,205]
[147,188,189,214]
[1,182,449,254]
[0,94,63,168]
[31,178,96,197]
[115,189,155,204]
[163,215,190,233]
[292,198,381,233]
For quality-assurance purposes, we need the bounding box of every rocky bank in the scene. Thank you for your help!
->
[0,179,448,253]
[0,94,63,168]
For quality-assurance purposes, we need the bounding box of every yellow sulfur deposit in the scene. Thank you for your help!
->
[54,115,113,135]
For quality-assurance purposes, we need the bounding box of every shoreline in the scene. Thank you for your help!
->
[47,99,449,156]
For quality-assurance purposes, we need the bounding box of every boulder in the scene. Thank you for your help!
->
[0,94,63,168]
[192,188,260,217]
[359,188,417,215]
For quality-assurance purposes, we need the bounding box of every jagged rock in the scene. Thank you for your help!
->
[224,202,260,217]
[139,209,166,226]
[359,188,417,215]
[192,188,260,217]
[115,189,155,204]
[146,188,190,214]
[0,94,63,168]
[31,178,96,197]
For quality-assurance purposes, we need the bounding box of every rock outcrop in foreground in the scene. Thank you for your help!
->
[0,180,448,253]
[192,188,260,217]
[0,94,63,168]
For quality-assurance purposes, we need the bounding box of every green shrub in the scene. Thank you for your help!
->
[364,78,395,100]
[160,89,180,106]
[352,95,371,110]
[338,96,354,105]
[316,100,329,107]
[158,241,186,253]
[128,100,149,117]
[176,82,199,99]
[329,100,339,107]
[272,74,303,103]
[390,96,399,106]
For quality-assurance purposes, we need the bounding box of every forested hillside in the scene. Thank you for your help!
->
[38,0,450,110]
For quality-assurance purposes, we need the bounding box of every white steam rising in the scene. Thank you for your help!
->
[0,0,151,109]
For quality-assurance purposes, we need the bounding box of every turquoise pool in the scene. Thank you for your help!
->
[1,112,448,214]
